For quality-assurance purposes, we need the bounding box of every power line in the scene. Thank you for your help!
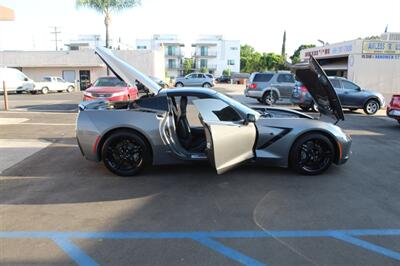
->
[50,26,61,51]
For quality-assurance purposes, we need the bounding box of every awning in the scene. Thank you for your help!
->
[0,5,15,21]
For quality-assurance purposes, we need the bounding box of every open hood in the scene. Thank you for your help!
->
[95,47,161,95]
[294,56,344,122]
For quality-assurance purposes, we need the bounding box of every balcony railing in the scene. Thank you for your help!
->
[165,51,184,57]
[196,64,217,70]
[192,51,217,57]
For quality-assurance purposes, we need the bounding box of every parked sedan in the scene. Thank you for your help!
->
[387,95,400,124]
[174,73,215,88]
[291,77,385,115]
[83,77,138,102]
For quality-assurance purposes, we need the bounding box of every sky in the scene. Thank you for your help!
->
[0,0,399,56]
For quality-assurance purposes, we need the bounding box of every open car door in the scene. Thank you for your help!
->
[193,98,257,174]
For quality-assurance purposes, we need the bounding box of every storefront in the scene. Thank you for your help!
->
[300,34,400,98]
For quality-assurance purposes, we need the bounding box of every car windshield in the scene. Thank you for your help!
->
[216,92,259,118]
[93,77,127,87]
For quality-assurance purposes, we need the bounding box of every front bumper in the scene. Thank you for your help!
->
[83,95,129,102]
[336,134,352,165]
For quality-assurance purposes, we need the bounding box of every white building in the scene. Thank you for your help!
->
[0,49,165,90]
[192,35,240,77]
[65,34,131,51]
[300,32,400,98]
[136,34,184,78]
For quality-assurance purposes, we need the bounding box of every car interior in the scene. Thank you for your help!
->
[170,96,207,153]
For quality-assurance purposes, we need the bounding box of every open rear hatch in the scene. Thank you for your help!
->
[294,55,344,123]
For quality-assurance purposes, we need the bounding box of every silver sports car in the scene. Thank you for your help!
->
[76,47,351,176]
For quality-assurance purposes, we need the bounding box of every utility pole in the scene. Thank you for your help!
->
[50,26,61,51]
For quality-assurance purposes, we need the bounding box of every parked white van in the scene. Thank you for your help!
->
[0,67,35,93]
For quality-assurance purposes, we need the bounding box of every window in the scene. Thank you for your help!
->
[167,46,176,56]
[342,80,359,90]
[227,59,235,65]
[329,79,341,89]
[186,74,196,79]
[200,59,208,68]
[42,77,52,82]
[200,46,208,56]
[197,74,205,78]
[93,77,127,87]
[63,70,76,82]
[56,77,65,83]
[277,74,295,83]
[230,47,238,50]
[137,45,147,49]
[16,72,28,81]
[253,73,273,82]
[168,59,176,69]
[206,74,213,79]
[212,106,241,122]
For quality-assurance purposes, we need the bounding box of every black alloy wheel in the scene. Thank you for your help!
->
[290,133,334,175]
[101,131,150,176]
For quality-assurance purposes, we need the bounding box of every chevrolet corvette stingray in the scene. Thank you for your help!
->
[76,47,351,176]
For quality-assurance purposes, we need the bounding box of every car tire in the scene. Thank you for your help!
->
[41,87,49,94]
[262,91,278,106]
[300,105,310,111]
[101,130,151,177]
[290,133,335,175]
[175,82,184,88]
[363,99,379,115]
[202,83,211,88]
[311,102,319,112]
[66,86,74,93]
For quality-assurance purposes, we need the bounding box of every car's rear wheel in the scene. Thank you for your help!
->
[101,131,151,177]
[66,86,74,93]
[311,102,319,112]
[41,87,49,94]
[364,99,379,115]
[290,133,334,175]
[175,82,184,88]
[202,82,211,88]
[262,91,278,106]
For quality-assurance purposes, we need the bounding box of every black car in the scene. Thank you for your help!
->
[291,77,385,115]
[215,75,231,84]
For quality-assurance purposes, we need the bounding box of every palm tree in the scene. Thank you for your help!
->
[76,0,140,48]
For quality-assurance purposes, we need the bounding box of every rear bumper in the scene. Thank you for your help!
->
[244,88,263,98]
[290,93,313,106]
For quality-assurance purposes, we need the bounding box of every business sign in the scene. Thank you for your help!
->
[362,54,400,60]
[303,43,353,58]
[363,41,400,55]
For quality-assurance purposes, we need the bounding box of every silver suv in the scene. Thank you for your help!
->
[244,71,295,105]
[175,73,215,88]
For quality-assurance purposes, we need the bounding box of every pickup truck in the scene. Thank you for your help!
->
[30,76,75,94]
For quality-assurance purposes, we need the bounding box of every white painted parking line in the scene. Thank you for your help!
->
[0,139,51,174]
[0,118,29,125]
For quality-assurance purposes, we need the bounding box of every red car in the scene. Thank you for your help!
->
[83,76,138,102]
[387,94,400,124]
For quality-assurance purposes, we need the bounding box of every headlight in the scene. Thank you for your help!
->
[110,91,126,97]
[84,91,92,97]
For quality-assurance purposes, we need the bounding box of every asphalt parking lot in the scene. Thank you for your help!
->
[1,89,400,266]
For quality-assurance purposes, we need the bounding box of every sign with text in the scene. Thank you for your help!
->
[363,41,400,55]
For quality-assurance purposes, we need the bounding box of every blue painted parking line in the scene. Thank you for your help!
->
[1,229,400,266]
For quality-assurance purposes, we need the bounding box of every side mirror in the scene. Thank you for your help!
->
[244,113,256,125]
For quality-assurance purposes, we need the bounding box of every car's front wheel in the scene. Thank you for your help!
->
[299,105,310,111]
[363,99,379,115]
[175,82,184,88]
[101,130,151,177]
[66,86,74,93]
[290,133,334,175]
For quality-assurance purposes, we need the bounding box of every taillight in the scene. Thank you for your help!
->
[248,83,257,89]
[299,86,308,93]
[390,95,400,108]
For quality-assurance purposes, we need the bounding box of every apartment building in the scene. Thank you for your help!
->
[192,35,240,77]
[136,34,184,78]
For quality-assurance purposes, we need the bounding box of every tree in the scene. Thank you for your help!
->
[200,67,208,73]
[182,58,193,76]
[290,44,316,64]
[222,69,231,76]
[76,0,140,49]
[281,30,286,59]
